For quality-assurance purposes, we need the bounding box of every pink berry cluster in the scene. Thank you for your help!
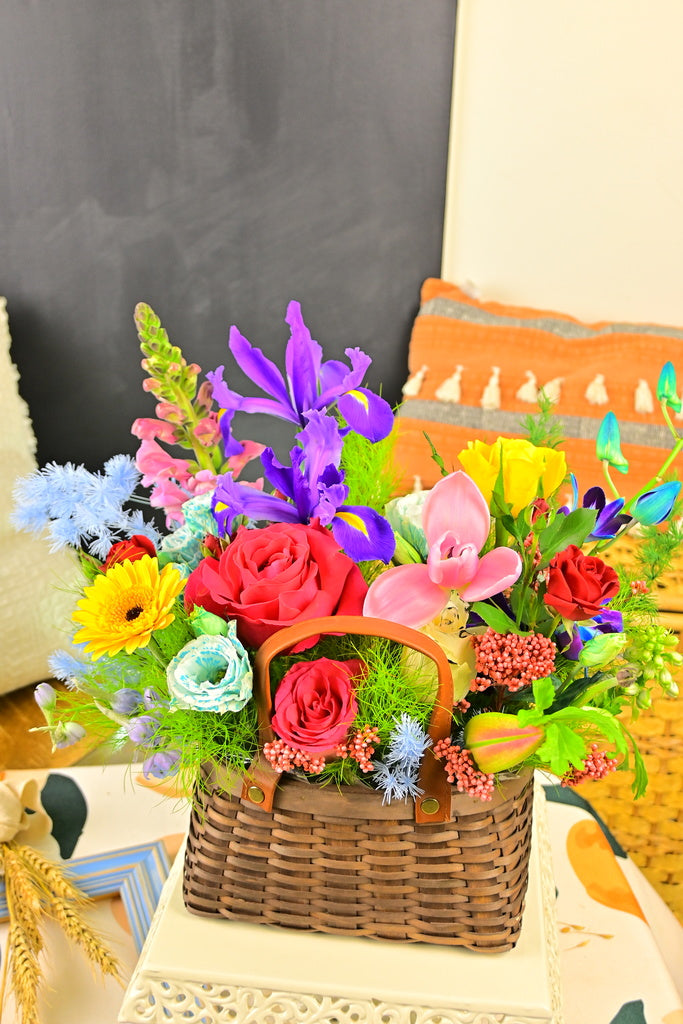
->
[433,738,495,801]
[263,739,326,775]
[471,628,556,693]
[630,579,649,595]
[337,726,381,773]
[561,744,618,787]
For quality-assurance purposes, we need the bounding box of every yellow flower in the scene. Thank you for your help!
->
[457,437,567,515]
[72,555,185,660]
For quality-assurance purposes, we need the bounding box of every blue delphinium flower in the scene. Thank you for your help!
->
[142,750,181,780]
[374,714,430,805]
[11,455,160,558]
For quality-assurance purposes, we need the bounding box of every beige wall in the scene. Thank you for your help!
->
[442,0,683,324]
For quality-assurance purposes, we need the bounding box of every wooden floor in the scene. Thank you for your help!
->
[0,681,96,770]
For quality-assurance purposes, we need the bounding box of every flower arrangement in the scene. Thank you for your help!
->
[12,304,683,806]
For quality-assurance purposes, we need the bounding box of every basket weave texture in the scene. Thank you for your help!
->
[577,535,683,923]
[183,766,534,952]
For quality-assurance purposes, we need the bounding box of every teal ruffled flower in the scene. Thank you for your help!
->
[596,412,629,474]
[167,623,253,714]
[159,492,217,570]
[656,362,682,413]
[632,481,682,525]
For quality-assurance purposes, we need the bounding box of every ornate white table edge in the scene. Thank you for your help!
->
[118,780,564,1024]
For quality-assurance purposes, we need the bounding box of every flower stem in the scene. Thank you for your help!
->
[602,460,620,500]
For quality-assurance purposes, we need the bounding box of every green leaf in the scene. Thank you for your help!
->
[535,722,587,775]
[470,601,527,636]
[422,432,449,478]
[532,676,555,712]
[538,507,597,566]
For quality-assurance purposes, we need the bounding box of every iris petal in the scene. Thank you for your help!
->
[228,327,293,411]
[284,301,323,415]
[332,505,396,563]
[337,387,394,442]
[211,475,299,535]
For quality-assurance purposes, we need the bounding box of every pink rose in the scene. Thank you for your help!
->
[271,658,362,753]
[184,521,368,649]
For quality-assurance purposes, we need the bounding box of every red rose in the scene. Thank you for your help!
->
[543,544,619,621]
[103,534,156,570]
[184,522,368,649]
[271,657,362,753]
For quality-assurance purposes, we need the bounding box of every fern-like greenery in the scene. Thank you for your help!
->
[520,391,565,449]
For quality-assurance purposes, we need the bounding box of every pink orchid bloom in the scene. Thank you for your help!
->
[364,471,522,629]
[131,417,178,443]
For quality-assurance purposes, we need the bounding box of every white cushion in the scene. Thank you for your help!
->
[0,298,80,694]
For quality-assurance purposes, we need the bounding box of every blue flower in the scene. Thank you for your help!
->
[207,301,394,457]
[632,481,682,526]
[48,648,90,689]
[110,688,144,715]
[372,761,423,805]
[385,714,430,771]
[166,624,253,714]
[142,750,181,780]
[11,457,159,557]
[596,412,629,473]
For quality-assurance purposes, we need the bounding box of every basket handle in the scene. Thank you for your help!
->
[241,614,455,824]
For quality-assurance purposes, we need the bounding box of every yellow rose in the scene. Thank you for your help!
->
[457,438,567,515]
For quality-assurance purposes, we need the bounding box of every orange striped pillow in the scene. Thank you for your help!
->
[395,279,682,497]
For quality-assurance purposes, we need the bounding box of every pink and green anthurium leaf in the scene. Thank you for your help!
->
[464,712,544,773]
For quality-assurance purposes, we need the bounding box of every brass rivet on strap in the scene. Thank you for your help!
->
[247,786,265,804]
[420,797,440,815]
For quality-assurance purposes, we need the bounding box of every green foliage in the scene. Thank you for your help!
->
[352,638,436,741]
[341,426,400,513]
[537,507,597,566]
[520,392,566,449]
[134,302,198,406]
[633,512,683,585]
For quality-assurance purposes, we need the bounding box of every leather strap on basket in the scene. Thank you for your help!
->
[241,614,455,824]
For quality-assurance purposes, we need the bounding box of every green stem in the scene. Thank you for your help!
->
[660,400,680,442]
[601,459,620,500]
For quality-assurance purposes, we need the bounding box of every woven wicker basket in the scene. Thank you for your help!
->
[183,615,535,952]
[577,535,683,923]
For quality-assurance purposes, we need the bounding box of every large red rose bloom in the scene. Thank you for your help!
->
[543,544,619,621]
[271,657,362,753]
[184,522,368,649]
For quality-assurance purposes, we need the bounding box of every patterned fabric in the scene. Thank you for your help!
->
[395,279,683,495]
[0,766,681,1023]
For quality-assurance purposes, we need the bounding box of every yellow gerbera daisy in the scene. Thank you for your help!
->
[72,555,185,660]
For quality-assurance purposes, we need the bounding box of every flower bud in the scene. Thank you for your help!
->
[656,361,682,412]
[111,688,144,715]
[142,750,181,780]
[126,715,159,745]
[595,412,629,473]
[189,607,229,637]
[34,682,57,712]
[578,632,627,668]
[632,481,682,526]
[52,721,86,750]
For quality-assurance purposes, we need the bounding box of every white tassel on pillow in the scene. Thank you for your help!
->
[412,474,423,493]
[402,364,428,398]
[634,379,654,414]
[585,373,609,405]
[541,377,563,404]
[481,366,501,410]
[435,364,464,403]
[516,370,539,404]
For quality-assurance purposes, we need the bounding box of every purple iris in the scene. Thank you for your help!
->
[560,477,630,540]
[561,609,624,660]
[207,301,394,456]
[212,410,396,563]
[581,486,631,539]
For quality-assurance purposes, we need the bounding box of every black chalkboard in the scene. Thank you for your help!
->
[1,1,456,468]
